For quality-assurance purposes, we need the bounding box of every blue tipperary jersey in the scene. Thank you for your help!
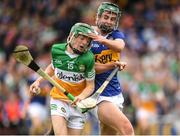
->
[91,29,125,96]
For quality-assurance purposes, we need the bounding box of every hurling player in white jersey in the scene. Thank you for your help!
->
[89,2,134,135]
[29,23,96,135]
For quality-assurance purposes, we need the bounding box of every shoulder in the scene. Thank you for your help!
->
[52,43,66,50]
[91,26,99,34]
[110,29,125,39]
[84,50,94,58]
[82,51,95,68]
[51,43,67,52]
[81,51,94,61]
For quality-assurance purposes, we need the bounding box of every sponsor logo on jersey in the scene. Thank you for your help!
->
[95,50,119,64]
[55,69,85,83]
[95,54,112,64]
[92,43,99,48]
[54,59,62,65]
[51,104,57,110]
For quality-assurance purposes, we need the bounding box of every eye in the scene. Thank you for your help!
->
[80,37,84,40]
[104,15,109,20]
[87,39,91,44]
[111,17,116,22]
[78,35,85,40]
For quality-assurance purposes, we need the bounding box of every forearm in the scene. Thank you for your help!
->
[36,64,54,83]
[101,39,125,52]
[95,62,116,74]
[78,81,95,99]
[30,64,54,95]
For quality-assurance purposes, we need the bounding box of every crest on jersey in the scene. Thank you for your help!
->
[79,65,85,72]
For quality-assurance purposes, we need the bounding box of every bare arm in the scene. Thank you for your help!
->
[95,62,116,74]
[36,64,54,83]
[29,64,54,94]
[78,79,95,99]
[95,61,127,74]
[89,33,125,52]
[72,79,95,105]
[101,38,125,52]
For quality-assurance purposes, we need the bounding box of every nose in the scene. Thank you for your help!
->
[106,18,113,24]
[82,39,89,46]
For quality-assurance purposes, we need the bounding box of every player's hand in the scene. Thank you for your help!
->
[71,95,85,107]
[88,33,105,43]
[29,80,41,96]
[114,61,127,71]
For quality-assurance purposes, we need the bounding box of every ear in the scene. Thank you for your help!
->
[67,33,73,43]
[95,16,99,26]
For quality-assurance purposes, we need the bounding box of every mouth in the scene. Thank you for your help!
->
[80,45,84,49]
[79,45,86,50]
[104,24,112,28]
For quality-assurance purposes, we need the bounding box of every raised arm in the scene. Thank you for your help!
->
[89,33,125,52]
[77,79,95,99]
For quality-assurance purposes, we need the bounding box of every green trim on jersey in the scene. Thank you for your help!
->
[51,43,95,82]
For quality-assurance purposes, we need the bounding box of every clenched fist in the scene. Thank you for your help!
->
[114,61,127,71]
[29,80,41,96]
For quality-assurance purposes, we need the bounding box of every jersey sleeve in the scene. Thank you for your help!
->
[111,30,125,40]
[51,43,64,69]
[51,44,57,68]
[84,52,95,80]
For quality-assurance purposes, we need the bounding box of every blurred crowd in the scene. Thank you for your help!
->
[0,0,179,135]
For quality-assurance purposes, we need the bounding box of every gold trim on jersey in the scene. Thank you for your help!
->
[50,76,86,100]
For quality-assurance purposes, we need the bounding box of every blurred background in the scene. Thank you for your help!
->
[0,0,179,135]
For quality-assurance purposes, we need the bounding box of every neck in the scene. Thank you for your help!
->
[66,44,74,54]
[100,31,108,36]
[94,26,107,36]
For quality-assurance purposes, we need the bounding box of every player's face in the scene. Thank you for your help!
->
[72,35,91,53]
[97,11,117,33]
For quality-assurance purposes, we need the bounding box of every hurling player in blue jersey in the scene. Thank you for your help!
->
[88,2,134,135]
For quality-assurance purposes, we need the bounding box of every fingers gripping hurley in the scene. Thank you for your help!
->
[13,45,85,112]
[77,67,119,109]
